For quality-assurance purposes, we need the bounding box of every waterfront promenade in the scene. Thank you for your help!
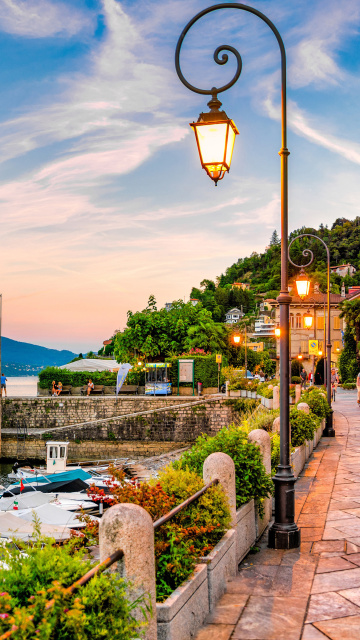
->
[196,390,360,640]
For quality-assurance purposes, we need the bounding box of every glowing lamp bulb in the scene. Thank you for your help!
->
[275,327,281,337]
[233,335,241,344]
[295,269,310,300]
[303,312,313,329]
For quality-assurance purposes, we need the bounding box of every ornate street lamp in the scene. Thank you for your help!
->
[295,268,310,300]
[233,335,241,344]
[176,3,300,550]
[289,233,334,436]
[303,311,313,329]
[275,326,281,337]
[190,94,239,185]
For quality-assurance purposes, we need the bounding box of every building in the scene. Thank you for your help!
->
[189,298,199,306]
[247,342,264,352]
[225,307,245,324]
[330,264,356,278]
[253,314,276,338]
[269,283,344,374]
[231,282,250,291]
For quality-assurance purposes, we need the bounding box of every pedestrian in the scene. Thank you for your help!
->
[300,368,307,389]
[259,370,265,382]
[87,379,94,396]
[1,372,7,397]
[331,368,339,402]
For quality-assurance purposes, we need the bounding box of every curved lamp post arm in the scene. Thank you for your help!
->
[288,234,334,435]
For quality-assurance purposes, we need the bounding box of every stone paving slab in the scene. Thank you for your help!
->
[194,390,360,640]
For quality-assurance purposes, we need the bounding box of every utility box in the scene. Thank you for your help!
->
[46,441,69,473]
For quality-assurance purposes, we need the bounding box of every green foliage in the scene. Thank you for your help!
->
[190,281,256,323]
[290,408,318,447]
[342,382,356,389]
[270,433,280,475]
[291,360,302,377]
[166,354,228,388]
[340,299,360,370]
[291,376,301,384]
[38,367,117,389]
[338,325,358,382]
[300,389,330,418]
[243,409,279,433]
[114,298,228,362]
[0,534,144,639]
[174,425,273,508]
[223,398,259,414]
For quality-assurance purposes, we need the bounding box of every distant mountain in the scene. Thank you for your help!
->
[1,337,77,376]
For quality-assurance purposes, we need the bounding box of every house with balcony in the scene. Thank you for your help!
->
[225,307,245,324]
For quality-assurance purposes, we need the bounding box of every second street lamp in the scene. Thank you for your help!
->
[176,3,300,549]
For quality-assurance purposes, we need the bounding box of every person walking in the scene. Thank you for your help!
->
[331,368,339,402]
[1,373,7,397]
[300,368,307,390]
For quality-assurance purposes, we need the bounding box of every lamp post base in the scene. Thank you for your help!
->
[323,410,335,437]
[268,468,301,549]
[268,523,301,549]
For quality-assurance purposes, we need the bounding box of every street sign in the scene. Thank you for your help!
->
[309,340,319,355]
[178,359,194,382]
[216,354,222,364]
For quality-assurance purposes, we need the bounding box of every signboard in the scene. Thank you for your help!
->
[308,340,319,356]
[116,363,132,394]
[178,359,194,383]
[216,354,222,364]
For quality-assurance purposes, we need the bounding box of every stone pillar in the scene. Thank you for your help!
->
[295,384,302,403]
[273,385,279,410]
[225,380,230,397]
[273,416,280,433]
[248,429,272,537]
[99,503,157,640]
[203,452,236,528]
[297,402,310,415]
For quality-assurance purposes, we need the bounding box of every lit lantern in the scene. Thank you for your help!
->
[295,268,310,300]
[297,353,303,360]
[190,94,239,185]
[275,327,281,337]
[318,350,323,356]
[303,311,313,329]
[233,335,241,344]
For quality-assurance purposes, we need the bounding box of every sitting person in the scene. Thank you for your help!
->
[56,381,63,396]
[87,379,94,396]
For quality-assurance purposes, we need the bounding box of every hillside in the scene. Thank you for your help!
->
[1,337,77,376]
[190,217,360,320]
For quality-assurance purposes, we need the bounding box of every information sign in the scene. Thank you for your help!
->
[178,359,194,383]
[308,340,319,356]
[216,354,222,364]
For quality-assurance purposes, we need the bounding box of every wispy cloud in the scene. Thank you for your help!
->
[0,0,93,38]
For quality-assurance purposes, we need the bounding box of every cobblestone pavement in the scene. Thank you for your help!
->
[195,390,360,640]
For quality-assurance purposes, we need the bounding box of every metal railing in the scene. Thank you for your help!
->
[0,479,218,639]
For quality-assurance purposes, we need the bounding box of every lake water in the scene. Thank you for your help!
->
[4,376,38,397]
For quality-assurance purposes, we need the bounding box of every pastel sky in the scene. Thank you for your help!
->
[0,0,360,352]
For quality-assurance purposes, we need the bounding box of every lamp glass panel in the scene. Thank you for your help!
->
[233,336,241,344]
[304,314,313,328]
[296,279,310,298]
[195,123,228,166]
[275,328,281,337]
[225,123,237,167]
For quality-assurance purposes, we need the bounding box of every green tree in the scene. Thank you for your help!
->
[339,299,360,368]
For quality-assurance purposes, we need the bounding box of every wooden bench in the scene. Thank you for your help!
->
[59,385,72,395]
[81,385,105,396]
[117,384,139,395]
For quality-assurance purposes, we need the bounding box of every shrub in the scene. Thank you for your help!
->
[270,433,280,474]
[290,408,318,447]
[291,376,301,384]
[38,367,117,389]
[223,398,258,414]
[301,389,330,418]
[0,530,144,639]
[174,425,273,509]
[257,386,273,399]
[342,382,356,389]
[244,409,279,433]
[88,466,230,603]
[166,354,228,388]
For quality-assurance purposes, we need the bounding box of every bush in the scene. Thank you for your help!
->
[88,466,230,603]
[342,382,356,389]
[0,530,144,639]
[290,408,318,447]
[244,409,279,433]
[270,433,280,474]
[301,389,330,418]
[223,398,259,414]
[38,367,117,389]
[291,376,301,384]
[174,425,273,509]
[166,354,228,388]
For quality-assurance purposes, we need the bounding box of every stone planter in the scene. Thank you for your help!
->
[246,390,252,398]
[156,564,209,640]
[251,391,257,399]
[240,390,247,398]
[291,444,306,477]
[255,498,272,539]
[203,387,219,395]
[235,500,256,565]
[289,396,295,404]
[199,529,236,611]
[260,397,273,410]
[229,390,241,398]
[178,387,195,396]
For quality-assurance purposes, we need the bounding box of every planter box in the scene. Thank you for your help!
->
[255,498,272,539]
[178,388,195,396]
[246,390,252,398]
[156,564,209,640]
[240,390,247,398]
[203,387,218,395]
[229,390,241,398]
[291,444,306,478]
[260,397,273,410]
[235,500,256,565]
[199,530,236,611]
[251,391,257,399]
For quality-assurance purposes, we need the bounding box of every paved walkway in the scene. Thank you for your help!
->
[196,390,360,640]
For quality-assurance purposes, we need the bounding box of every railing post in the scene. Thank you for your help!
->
[295,384,302,403]
[297,402,310,414]
[203,452,236,528]
[99,503,157,640]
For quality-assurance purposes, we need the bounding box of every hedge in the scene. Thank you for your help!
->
[165,354,228,388]
[38,367,117,389]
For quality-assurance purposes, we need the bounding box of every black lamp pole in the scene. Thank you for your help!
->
[289,234,334,436]
[175,3,300,549]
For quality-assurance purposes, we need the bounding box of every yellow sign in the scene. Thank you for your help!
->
[216,354,222,364]
[309,340,319,355]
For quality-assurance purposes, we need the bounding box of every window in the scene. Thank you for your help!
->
[333,316,340,330]
[301,340,308,353]
[296,313,301,329]
[333,340,340,352]
[290,313,294,329]
[317,316,324,330]
[49,446,58,459]
[60,447,66,459]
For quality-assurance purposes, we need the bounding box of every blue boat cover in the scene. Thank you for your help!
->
[16,469,92,486]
